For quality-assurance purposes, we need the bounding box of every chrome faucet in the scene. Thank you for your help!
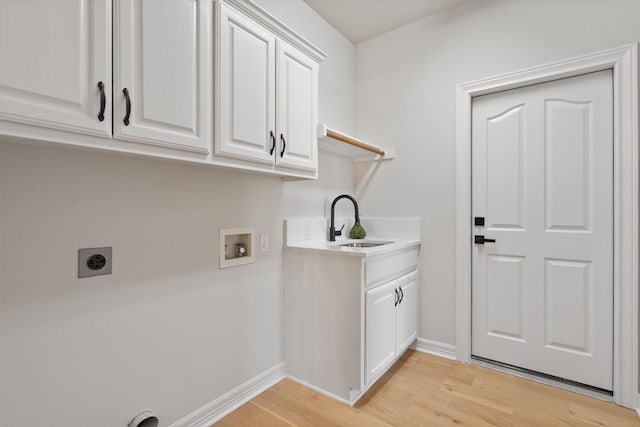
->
[329,194,360,241]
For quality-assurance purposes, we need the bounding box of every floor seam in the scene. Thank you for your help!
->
[249,401,299,427]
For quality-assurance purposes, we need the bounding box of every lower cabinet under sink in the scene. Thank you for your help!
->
[285,245,419,405]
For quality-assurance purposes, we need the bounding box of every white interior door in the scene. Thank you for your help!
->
[0,0,111,137]
[115,0,210,153]
[217,3,276,164]
[276,40,318,171]
[471,70,613,390]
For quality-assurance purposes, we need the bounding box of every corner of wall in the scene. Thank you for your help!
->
[411,337,456,361]
[169,362,286,427]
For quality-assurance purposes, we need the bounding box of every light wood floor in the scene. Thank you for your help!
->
[216,350,640,426]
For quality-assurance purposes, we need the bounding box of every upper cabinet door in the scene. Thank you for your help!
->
[217,3,276,164]
[276,40,318,171]
[0,0,112,137]
[114,0,210,154]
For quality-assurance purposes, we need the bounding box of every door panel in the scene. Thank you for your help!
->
[217,3,275,164]
[0,0,111,137]
[472,70,613,390]
[115,0,209,153]
[487,105,525,229]
[545,259,592,354]
[545,100,592,231]
[487,255,525,341]
[365,280,398,385]
[396,272,417,353]
[276,40,318,171]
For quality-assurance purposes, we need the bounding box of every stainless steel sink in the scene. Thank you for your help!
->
[339,241,393,248]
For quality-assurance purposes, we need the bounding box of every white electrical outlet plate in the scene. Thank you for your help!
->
[260,234,269,252]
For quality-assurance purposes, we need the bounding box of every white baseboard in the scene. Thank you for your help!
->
[411,337,456,360]
[169,362,285,427]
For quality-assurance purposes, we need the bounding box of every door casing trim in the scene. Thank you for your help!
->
[455,44,638,408]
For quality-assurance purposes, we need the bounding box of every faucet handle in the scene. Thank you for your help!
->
[335,224,345,237]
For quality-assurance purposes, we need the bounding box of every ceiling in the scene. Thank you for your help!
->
[303,0,470,44]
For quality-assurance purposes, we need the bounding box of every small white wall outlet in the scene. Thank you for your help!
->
[260,234,269,252]
[303,224,311,240]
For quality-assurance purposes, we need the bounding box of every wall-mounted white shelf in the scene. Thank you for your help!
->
[318,124,394,162]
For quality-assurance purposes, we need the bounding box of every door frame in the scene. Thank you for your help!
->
[455,44,638,408]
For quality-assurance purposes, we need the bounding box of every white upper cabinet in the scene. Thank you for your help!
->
[0,0,112,137]
[215,0,325,175]
[217,3,276,164]
[114,0,210,153]
[0,0,323,178]
[276,40,318,171]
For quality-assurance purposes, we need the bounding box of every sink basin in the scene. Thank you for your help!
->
[339,241,393,248]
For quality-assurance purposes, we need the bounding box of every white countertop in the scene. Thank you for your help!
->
[286,238,421,258]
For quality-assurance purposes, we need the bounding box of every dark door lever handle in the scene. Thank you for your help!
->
[475,235,496,244]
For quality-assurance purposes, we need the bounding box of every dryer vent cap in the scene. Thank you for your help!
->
[128,410,158,427]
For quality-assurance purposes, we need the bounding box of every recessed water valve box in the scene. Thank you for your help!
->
[220,227,255,269]
[78,247,112,278]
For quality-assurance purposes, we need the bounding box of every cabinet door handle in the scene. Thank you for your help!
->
[97,81,106,122]
[122,88,131,126]
[394,288,399,307]
[280,133,286,157]
[269,131,276,155]
[399,286,404,304]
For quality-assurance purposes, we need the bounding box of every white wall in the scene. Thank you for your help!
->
[0,1,355,426]
[355,0,640,346]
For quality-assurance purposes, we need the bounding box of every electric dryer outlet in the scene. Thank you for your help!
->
[78,247,112,278]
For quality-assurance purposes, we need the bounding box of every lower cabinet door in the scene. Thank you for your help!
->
[396,271,418,353]
[365,279,398,385]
